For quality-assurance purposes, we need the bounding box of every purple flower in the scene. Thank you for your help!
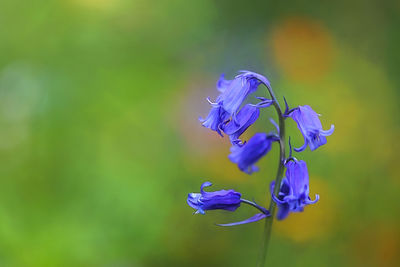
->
[288,105,334,152]
[229,133,276,174]
[199,105,229,136]
[221,104,260,145]
[200,71,272,136]
[270,159,319,220]
[187,182,241,215]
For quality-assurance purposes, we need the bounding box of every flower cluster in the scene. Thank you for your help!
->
[200,71,273,145]
[187,70,334,225]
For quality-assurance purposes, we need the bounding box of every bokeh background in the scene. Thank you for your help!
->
[0,0,399,266]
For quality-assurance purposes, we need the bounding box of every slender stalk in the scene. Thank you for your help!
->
[257,84,286,267]
[240,199,269,214]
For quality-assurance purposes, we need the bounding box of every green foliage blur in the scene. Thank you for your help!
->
[0,0,399,266]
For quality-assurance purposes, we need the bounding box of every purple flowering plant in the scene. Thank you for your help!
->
[188,70,334,266]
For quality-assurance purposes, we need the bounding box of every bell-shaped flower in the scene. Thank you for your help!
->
[229,133,277,174]
[187,182,241,215]
[288,105,334,152]
[200,71,273,137]
[270,159,319,220]
[221,104,260,145]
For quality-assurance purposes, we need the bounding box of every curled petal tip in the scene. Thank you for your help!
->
[294,141,308,152]
[307,194,319,204]
[271,192,286,205]
[206,97,219,106]
[321,124,335,136]
[200,181,213,191]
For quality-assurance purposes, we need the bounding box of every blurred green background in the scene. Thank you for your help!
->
[0,0,399,266]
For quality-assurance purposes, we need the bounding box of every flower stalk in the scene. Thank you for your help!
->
[257,84,286,267]
[240,199,269,214]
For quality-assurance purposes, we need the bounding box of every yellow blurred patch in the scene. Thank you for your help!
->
[321,83,364,153]
[275,178,337,242]
[270,17,336,83]
[203,150,249,183]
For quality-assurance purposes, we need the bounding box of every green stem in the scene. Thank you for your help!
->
[257,84,286,267]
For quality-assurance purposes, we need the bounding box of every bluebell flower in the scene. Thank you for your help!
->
[201,71,273,138]
[188,182,271,226]
[288,105,334,152]
[270,159,319,220]
[229,133,277,174]
[221,104,260,145]
[187,182,241,214]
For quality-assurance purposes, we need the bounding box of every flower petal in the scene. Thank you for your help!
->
[294,137,308,152]
[216,73,232,93]
[251,97,274,108]
[216,213,268,227]
[238,70,271,88]
[229,133,273,174]
[276,204,290,220]
[289,105,333,152]
[321,124,335,136]
[305,194,320,204]
[222,105,260,144]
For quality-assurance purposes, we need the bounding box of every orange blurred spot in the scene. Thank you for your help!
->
[351,223,400,267]
[271,17,335,83]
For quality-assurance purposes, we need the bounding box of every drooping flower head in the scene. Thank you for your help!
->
[187,182,241,215]
[270,159,319,220]
[229,133,277,174]
[221,104,260,145]
[288,105,334,152]
[200,71,273,141]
